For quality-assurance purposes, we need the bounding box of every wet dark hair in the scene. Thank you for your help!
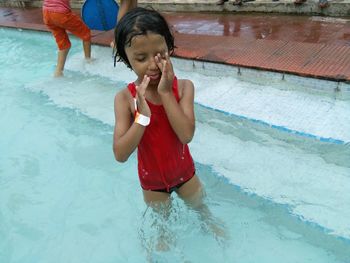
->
[113,7,175,69]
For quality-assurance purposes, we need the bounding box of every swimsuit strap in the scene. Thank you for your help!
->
[127,82,137,114]
[172,76,180,102]
[127,82,137,98]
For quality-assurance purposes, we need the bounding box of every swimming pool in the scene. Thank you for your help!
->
[0,28,349,262]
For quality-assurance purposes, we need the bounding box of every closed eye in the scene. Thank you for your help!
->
[136,56,146,62]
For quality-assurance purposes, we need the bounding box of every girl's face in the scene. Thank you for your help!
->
[125,32,168,87]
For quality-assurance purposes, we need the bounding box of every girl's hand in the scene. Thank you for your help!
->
[155,52,174,95]
[135,75,151,117]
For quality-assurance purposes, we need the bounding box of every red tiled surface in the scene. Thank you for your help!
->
[261,41,323,71]
[226,39,287,67]
[302,45,350,80]
[1,7,350,81]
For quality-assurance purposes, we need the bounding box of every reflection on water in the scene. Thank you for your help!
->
[169,13,349,45]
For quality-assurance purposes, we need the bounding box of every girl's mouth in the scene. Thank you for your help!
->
[148,73,160,81]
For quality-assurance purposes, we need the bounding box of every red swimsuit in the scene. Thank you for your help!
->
[128,77,195,192]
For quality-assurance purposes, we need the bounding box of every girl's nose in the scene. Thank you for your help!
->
[148,57,158,70]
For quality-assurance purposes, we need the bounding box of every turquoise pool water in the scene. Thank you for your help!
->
[0,28,349,262]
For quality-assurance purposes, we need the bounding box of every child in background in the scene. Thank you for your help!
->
[112,7,225,239]
[42,0,92,77]
[110,0,138,48]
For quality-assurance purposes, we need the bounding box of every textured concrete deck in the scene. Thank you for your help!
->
[0,7,349,81]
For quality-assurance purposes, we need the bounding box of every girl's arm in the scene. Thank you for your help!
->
[160,79,195,144]
[156,53,195,144]
[113,76,151,162]
[113,91,144,162]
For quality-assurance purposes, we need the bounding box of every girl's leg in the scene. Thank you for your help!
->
[143,189,170,206]
[43,12,71,77]
[176,175,213,222]
[176,175,227,239]
[83,40,91,59]
[111,1,137,48]
[60,12,91,60]
[142,190,172,252]
[176,174,204,207]
[55,47,70,77]
[118,0,137,21]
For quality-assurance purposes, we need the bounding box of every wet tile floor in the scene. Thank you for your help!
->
[1,7,349,81]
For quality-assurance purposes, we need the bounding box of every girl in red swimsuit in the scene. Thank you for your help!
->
[113,7,206,207]
[112,7,226,244]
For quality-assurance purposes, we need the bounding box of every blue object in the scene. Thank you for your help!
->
[82,0,119,31]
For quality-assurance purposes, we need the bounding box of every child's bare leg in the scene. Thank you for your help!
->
[111,0,138,48]
[176,175,210,217]
[143,190,171,226]
[142,190,172,252]
[55,47,70,77]
[83,40,91,59]
[177,175,227,239]
[176,174,203,202]
[118,0,137,21]
[143,189,170,206]
[131,0,137,9]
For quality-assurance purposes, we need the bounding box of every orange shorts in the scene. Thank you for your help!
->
[43,9,91,50]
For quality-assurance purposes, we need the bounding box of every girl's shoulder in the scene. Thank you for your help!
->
[177,78,193,87]
[115,86,130,100]
[177,78,194,99]
[114,86,134,110]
